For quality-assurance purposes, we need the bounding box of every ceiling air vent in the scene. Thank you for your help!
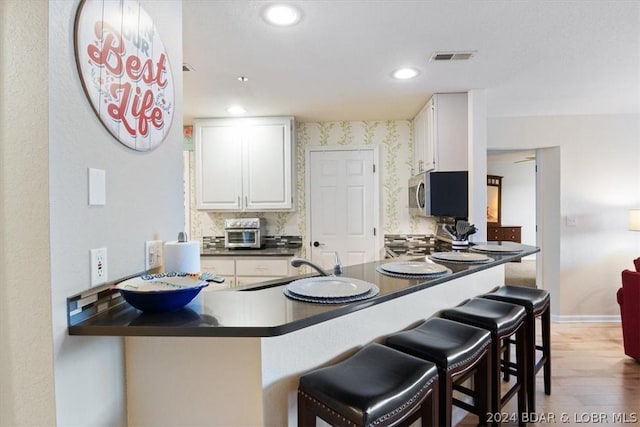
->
[430,51,475,62]
[182,63,195,72]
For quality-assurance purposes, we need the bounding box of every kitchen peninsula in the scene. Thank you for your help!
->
[68,244,539,426]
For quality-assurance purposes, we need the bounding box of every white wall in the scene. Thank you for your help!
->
[489,114,640,318]
[49,1,183,424]
[1,1,56,426]
[1,1,183,426]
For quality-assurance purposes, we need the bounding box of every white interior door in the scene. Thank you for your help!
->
[308,148,379,269]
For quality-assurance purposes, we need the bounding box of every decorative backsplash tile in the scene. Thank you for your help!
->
[384,234,434,257]
[202,235,303,250]
[67,281,126,326]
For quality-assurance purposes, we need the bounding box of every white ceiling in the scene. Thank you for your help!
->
[182,1,640,124]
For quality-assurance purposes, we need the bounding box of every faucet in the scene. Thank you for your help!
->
[291,252,343,276]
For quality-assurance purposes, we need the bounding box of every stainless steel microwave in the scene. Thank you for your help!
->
[224,218,266,249]
[408,172,428,217]
[409,171,469,218]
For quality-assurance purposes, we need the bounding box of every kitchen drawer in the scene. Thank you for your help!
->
[200,258,235,275]
[487,226,521,243]
[503,227,521,242]
[487,227,502,241]
[236,258,290,277]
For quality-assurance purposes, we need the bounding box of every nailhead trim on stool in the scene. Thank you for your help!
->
[297,343,439,427]
[385,317,492,427]
[481,285,551,413]
[440,298,528,427]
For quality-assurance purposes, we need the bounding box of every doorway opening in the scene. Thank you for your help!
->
[487,149,537,286]
[486,146,561,317]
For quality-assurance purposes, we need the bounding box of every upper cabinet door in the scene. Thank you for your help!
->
[433,93,468,172]
[196,124,243,210]
[412,98,436,174]
[412,93,468,174]
[194,117,295,211]
[423,97,436,172]
[412,105,426,174]
[244,121,293,210]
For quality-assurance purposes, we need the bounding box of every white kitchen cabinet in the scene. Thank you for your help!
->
[201,256,292,288]
[236,258,290,287]
[412,93,468,174]
[412,99,433,173]
[194,117,295,211]
[200,258,235,289]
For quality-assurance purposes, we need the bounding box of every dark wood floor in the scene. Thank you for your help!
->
[458,322,640,426]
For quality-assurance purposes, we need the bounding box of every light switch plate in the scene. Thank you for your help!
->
[88,168,106,206]
[145,240,164,270]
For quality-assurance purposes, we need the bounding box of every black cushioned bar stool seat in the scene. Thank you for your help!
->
[386,317,492,427]
[440,298,528,426]
[298,343,439,427]
[481,285,551,412]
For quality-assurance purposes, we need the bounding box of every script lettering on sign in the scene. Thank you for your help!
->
[75,0,175,151]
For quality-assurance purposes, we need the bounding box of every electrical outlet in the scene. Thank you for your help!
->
[145,240,164,270]
[90,247,108,286]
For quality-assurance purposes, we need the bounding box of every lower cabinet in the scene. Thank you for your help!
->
[200,258,236,290]
[236,258,290,287]
[201,256,293,289]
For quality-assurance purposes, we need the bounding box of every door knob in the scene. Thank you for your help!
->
[313,241,324,247]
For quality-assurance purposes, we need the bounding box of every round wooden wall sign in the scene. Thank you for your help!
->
[74,0,175,151]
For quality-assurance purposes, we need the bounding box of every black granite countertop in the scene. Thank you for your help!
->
[68,243,539,338]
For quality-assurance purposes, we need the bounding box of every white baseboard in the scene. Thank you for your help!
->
[552,314,621,323]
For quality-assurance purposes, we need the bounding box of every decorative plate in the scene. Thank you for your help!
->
[285,276,374,299]
[470,244,524,254]
[379,261,449,276]
[283,285,379,304]
[429,252,493,263]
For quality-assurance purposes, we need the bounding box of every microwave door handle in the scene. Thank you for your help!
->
[416,182,425,209]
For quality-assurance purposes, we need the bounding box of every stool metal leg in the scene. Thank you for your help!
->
[542,304,551,395]
[420,379,439,427]
[440,367,454,427]
[515,325,527,427]
[526,311,536,412]
[297,391,317,427]
[477,348,492,426]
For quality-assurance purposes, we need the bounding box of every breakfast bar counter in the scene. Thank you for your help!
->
[68,243,539,427]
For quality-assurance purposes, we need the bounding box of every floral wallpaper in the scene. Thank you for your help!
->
[187,120,436,249]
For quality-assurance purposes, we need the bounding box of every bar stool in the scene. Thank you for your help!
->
[298,343,439,427]
[440,298,528,426]
[385,317,492,427]
[480,285,551,412]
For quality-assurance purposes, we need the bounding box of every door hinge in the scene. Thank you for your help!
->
[373,227,377,236]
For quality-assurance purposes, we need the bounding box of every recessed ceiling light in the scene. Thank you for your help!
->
[227,106,247,115]
[237,76,249,82]
[392,68,419,80]
[263,4,301,26]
